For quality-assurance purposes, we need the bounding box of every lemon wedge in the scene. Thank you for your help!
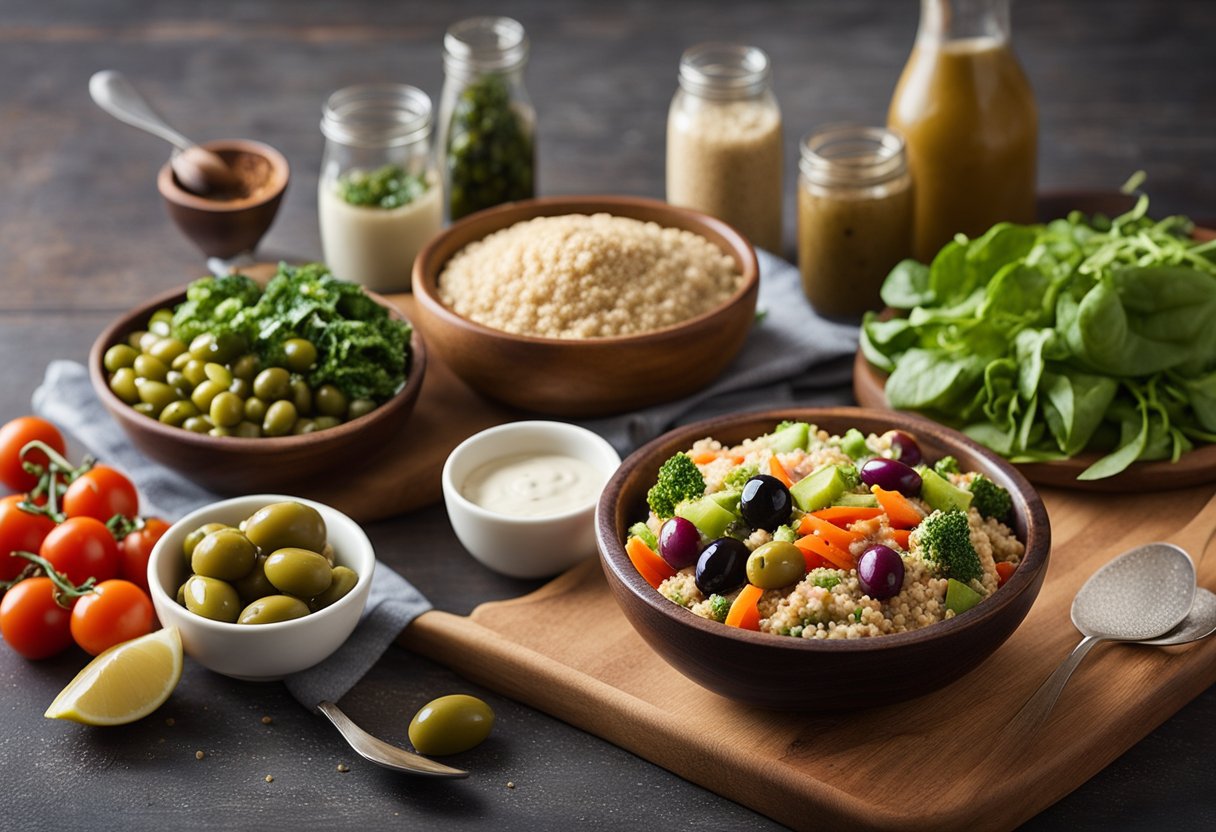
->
[45,627,183,726]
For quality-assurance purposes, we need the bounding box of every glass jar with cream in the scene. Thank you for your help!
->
[797,125,913,317]
[318,83,442,292]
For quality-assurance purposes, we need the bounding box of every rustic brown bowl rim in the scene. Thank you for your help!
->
[411,194,760,348]
[596,406,1051,654]
[156,138,290,213]
[88,280,426,457]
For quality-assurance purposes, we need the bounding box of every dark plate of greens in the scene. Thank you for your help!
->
[855,191,1216,491]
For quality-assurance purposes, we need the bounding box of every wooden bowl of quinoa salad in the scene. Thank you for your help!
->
[411,195,759,418]
[595,407,1050,710]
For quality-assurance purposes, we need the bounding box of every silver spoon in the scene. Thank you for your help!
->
[1137,587,1216,646]
[1007,542,1196,733]
[317,700,468,778]
[88,69,239,195]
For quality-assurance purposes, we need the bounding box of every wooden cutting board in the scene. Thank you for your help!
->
[400,485,1216,832]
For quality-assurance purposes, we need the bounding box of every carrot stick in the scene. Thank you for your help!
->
[810,506,883,527]
[870,485,924,530]
[691,450,720,465]
[995,561,1016,587]
[795,533,856,571]
[768,456,793,488]
[890,529,912,550]
[725,584,764,630]
[626,536,676,589]
[798,513,863,550]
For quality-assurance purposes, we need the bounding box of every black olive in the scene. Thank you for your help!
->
[695,538,750,595]
[740,474,793,531]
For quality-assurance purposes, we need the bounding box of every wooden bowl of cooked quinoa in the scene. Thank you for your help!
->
[595,407,1050,710]
[411,195,759,417]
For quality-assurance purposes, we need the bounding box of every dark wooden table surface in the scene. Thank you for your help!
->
[2,1,1214,830]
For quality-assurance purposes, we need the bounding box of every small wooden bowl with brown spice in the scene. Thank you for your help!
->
[411,195,760,418]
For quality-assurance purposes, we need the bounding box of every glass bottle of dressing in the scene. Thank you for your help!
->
[797,126,913,317]
[666,43,783,253]
[318,84,442,292]
[438,16,536,222]
[888,0,1037,262]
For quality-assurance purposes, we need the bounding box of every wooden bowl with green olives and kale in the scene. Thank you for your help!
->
[89,262,426,493]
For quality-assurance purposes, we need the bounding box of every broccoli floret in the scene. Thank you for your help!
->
[628,522,658,551]
[808,569,841,591]
[836,463,861,491]
[773,524,799,543]
[968,475,1012,521]
[933,455,961,477]
[916,509,982,582]
[708,594,731,623]
[646,453,706,519]
[723,463,759,491]
[774,420,798,432]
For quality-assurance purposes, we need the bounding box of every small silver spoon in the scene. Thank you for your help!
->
[1137,587,1216,646]
[89,69,239,195]
[317,700,468,778]
[1008,542,1196,732]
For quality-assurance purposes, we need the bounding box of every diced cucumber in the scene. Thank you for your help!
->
[919,467,974,513]
[840,428,869,460]
[628,522,657,551]
[709,490,742,515]
[789,464,850,512]
[675,496,737,540]
[945,578,983,614]
[833,492,880,508]
[767,422,810,453]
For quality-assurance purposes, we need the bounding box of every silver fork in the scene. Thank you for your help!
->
[318,700,468,778]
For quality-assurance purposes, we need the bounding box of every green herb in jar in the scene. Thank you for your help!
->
[338,164,429,210]
[446,74,534,220]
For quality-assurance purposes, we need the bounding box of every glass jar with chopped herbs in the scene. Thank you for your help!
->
[318,84,442,292]
[438,16,536,221]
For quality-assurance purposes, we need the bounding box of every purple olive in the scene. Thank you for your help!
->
[860,457,923,497]
[694,538,749,595]
[857,544,905,600]
[658,517,701,570]
[885,430,923,467]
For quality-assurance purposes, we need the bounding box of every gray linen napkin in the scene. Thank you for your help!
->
[31,360,432,709]
[577,248,859,453]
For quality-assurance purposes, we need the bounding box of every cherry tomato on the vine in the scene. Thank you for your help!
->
[0,495,55,582]
[64,465,139,523]
[0,417,65,492]
[0,576,74,659]
[40,516,120,586]
[118,518,169,594]
[70,579,154,656]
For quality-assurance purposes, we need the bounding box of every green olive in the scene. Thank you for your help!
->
[262,400,297,437]
[244,396,268,423]
[191,528,257,581]
[203,362,233,387]
[189,332,246,364]
[175,582,187,606]
[135,379,178,413]
[109,367,140,404]
[159,399,200,427]
[189,333,217,361]
[244,501,327,553]
[165,370,189,395]
[127,330,148,349]
[408,695,495,756]
[238,595,311,625]
[231,353,260,381]
[182,359,208,386]
[282,338,317,372]
[253,367,291,401]
[228,377,252,398]
[234,554,276,604]
[233,420,261,438]
[264,548,332,597]
[290,379,312,415]
[183,521,230,562]
[171,351,193,371]
[314,385,347,418]
[104,344,139,372]
[209,425,234,437]
[148,337,188,364]
[137,331,161,353]
[148,308,175,336]
[745,541,807,590]
[320,542,335,565]
[347,398,377,420]
[182,415,213,434]
[311,566,358,610]
[292,419,317,435]
[182,575,241,623]
[132,402,157,417]
[209,391,244,428]
[133,353,169,382]
[312,416,342,432]
[191,378,227,411]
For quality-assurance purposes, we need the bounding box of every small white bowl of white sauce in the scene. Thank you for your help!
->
[442,421,621,578]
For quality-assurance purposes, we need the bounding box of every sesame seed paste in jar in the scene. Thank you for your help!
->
[462,454,604,518]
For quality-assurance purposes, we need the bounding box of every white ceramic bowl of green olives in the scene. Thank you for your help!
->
[148,494,375,681]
